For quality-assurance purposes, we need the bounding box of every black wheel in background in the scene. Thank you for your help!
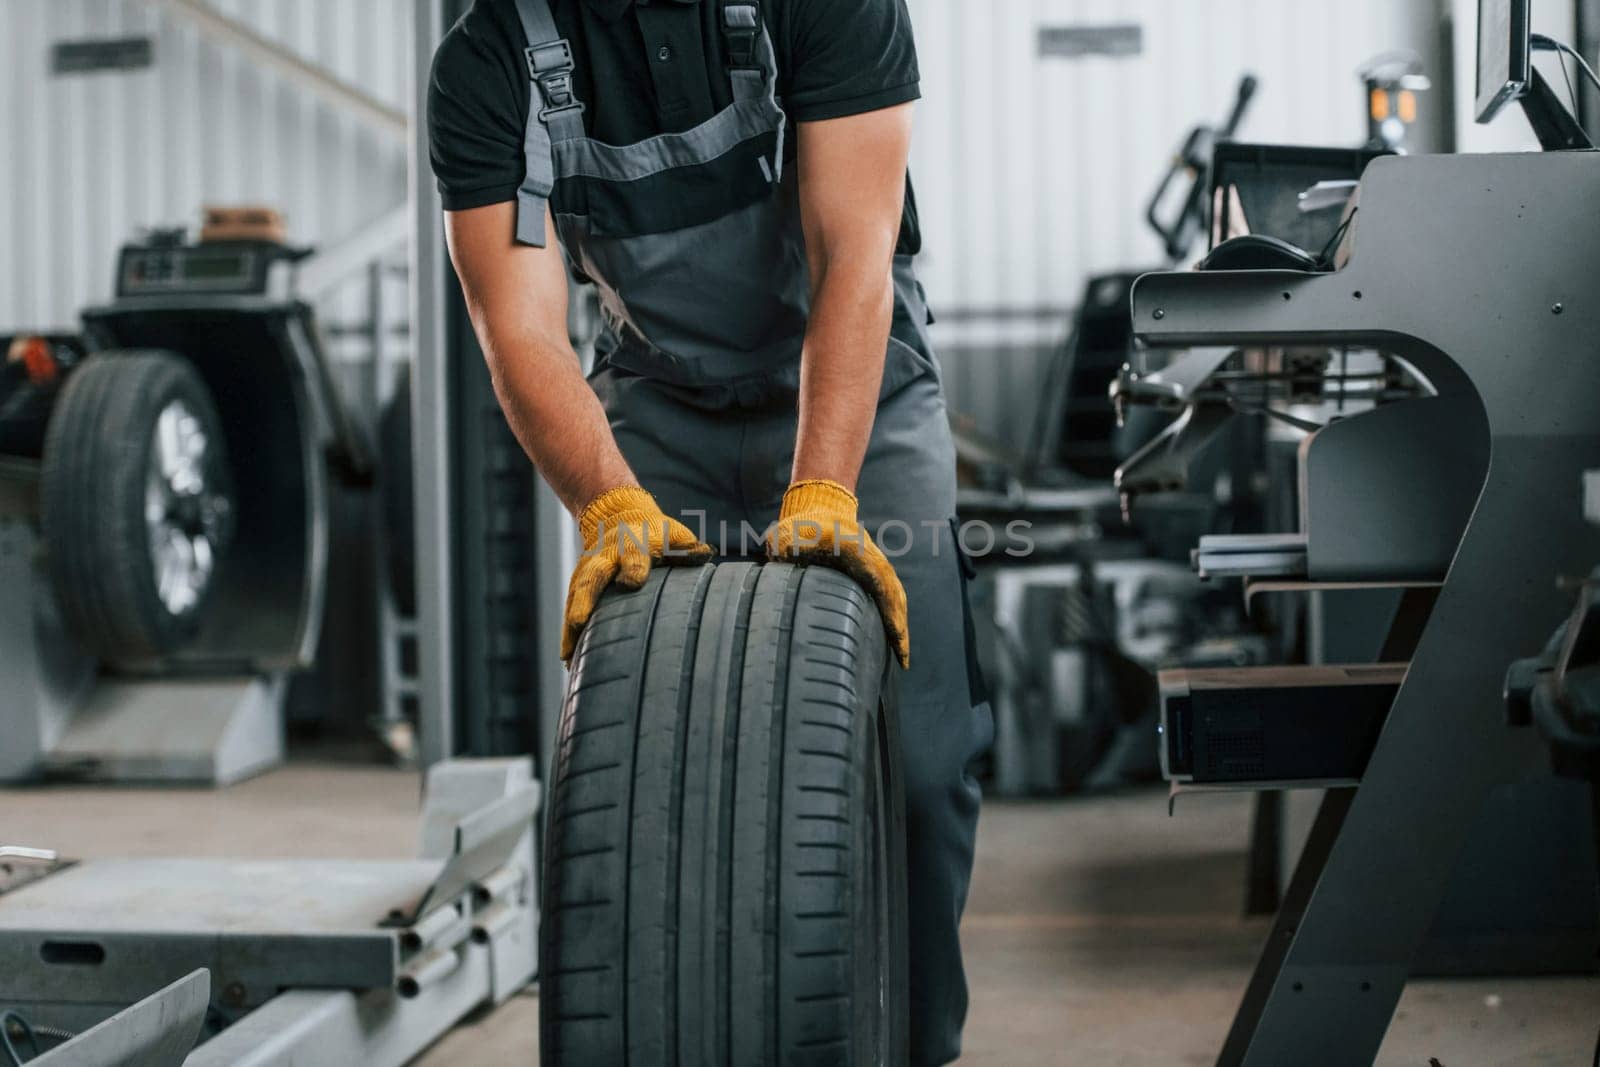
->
[40,351,235,665]
[541,561,908,1066]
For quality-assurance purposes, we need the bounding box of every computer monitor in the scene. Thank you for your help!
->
[1476,0,1531,123]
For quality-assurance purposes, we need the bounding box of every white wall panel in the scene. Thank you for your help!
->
[4,0,1448,451]
[0,0,410,332]
[905,0,1444,451]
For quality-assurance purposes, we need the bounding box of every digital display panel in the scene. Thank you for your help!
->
[1476,0,1530,123]
[181,252,251,282]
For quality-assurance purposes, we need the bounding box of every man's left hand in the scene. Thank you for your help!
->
[765,479,910,669]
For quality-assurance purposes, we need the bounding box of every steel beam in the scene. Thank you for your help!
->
[411,0,457,765]
[183,961,493,1067]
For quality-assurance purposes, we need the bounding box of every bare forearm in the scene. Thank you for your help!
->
[791,260,894,490]
[791,104,913,491]
[445,202,636,517]
[479,326,637,515]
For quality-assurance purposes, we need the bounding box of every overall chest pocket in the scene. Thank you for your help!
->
[550,113,783,239]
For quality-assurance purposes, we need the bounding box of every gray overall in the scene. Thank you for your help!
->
[512,1,993,1061]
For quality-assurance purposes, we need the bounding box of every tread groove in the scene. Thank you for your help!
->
[801,676,858,693]
[797,749,851,762]
[571,672,632,694]
[557,844,618,861]
[564,718,626,740]
[550,898,614,912]
[546,964,613,978]
[554,801,619,822]
[559,760,623,781]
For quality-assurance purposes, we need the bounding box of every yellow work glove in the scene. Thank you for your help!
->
[563,486,713,661]
[765,479,910,669]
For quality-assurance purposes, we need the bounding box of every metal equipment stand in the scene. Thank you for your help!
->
[0,758,539,1066]
[1131,151,1600,1065]
[0,470,283,786]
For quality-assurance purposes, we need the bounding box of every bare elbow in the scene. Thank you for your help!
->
[809,226,899,301]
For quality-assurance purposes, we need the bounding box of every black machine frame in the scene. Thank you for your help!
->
[1133,149,1600,1066]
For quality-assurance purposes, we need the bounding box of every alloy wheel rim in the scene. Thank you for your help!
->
[143,399,229,616]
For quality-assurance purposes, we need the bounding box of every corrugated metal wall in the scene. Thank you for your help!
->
[905,0,1443,453]
[0,0,410,332]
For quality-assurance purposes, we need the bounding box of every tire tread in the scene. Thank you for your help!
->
[542,562,904,1066]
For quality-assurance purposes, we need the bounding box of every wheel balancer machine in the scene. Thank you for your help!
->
[0,226,371,785]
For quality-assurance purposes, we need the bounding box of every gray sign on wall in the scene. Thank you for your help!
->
[52,37,155,75]
[1038,24,1143,59]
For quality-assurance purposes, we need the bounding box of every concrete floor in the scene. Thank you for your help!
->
[4,762,1597,1065]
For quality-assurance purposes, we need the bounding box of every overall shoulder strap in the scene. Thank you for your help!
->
[719,1,772,104]
[512,0,586,246]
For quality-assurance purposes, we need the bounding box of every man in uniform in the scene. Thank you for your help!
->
[429,0,992,1059]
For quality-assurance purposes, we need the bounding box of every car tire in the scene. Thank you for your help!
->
[541,561,909,1066]
[40,351,235,665]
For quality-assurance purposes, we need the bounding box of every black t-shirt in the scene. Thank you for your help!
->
[428,0,921,214]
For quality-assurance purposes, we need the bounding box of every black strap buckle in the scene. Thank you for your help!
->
[721,2,760,70]
[525,41,584,119]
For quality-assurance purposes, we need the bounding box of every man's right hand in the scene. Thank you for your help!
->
[564,487,713,661]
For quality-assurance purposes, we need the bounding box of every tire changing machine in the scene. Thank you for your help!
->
[0,233,370,786]
[1129,149,1600,1063]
